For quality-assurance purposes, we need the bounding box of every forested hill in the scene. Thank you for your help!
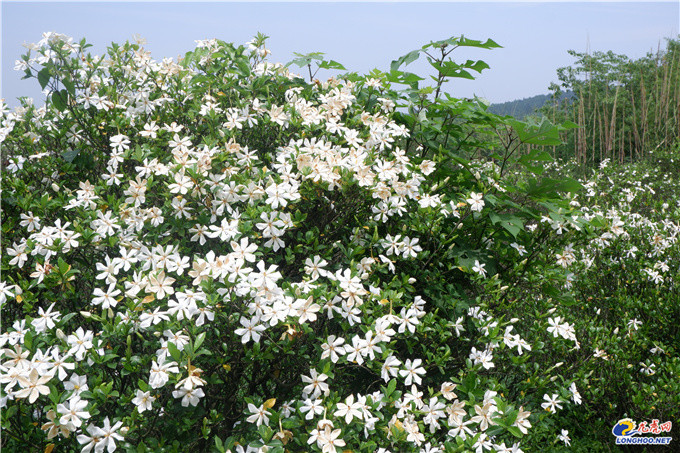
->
[489,91,574,118]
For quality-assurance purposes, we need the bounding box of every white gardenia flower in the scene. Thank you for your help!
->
[234,316,266,343]
[334,394,364,423]
[300,398,324,420]
[14,368,53,403]
[57,396,90,430]
[172,386,205,407]
[558,429,571,446]
[569,382,582,405]
[472,260,487,277]
[541,393,563,413]
[98,417,125,452]
[466,192,485,212]
[77,423,106,453]
[67,328,94,361]
[246,402,271,427]
[301,369,330,399]
[149,360,179,389]
[30,303,61,332]
[320,335,346,363]
[400,358,426,386]
[469,347,494,370]
[109,134,130,152]
[146,271,175,299]
[131,389,156,413]
[91,284,121,309]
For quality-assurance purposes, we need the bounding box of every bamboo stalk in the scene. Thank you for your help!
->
[608,86,619,159]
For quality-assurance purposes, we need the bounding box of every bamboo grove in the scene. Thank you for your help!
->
[540,37,680,165]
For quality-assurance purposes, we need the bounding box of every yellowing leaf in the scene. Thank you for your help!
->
[141,295,155,304]
[263,398,276,410]
[44,444,55,453]
[16,294,23,303]
[273,429,293,445]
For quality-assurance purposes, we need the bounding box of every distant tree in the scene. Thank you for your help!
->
[543,37,680,164]
[490,92,574,119]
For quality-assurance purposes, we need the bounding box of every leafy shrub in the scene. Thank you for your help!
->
[1,31,677,453]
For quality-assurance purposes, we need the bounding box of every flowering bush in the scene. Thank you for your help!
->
[2,32,676,452]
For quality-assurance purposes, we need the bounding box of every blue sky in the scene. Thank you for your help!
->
[2,1,678,106]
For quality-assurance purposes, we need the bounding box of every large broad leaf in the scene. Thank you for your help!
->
[286,52,324,68]
[488,212,524,238]
[52,89,69,112]
[507,117,562,146]
[38,67,51,90]
[525,177,583,198]
[390,49,421,72]
[62,149,80,163]
[463,59,491,73]
[517,149,554,174]
[318,60,345,71]
[385,69,421,84]
[236,58,251,77]
[458,37,502,50]
[429,61,476,79]
[424,36,502,51]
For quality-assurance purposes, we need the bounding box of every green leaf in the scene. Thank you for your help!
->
[386,378,397,397]
[463,59,491,73]
[62,78,76,96]
[508,117,563,146]
[62,149,80,163]
[430,61,476,79]
[24,330,34,350]
[60,313,77,324]
[488,212,524,238]
[287,52,324,68]
[236,58,251,77]
[504,409,519,426]
[507,425,524,438]
[167,341,181,362]
[52,89,68,112]
[525,177,582,198]
[214,437,225,453]
[318,60,345,70]
[38,68,51,90]
[194,332,207,351]
[554,178,583,193]
[257,424,273,443]
[390,50,420,72]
